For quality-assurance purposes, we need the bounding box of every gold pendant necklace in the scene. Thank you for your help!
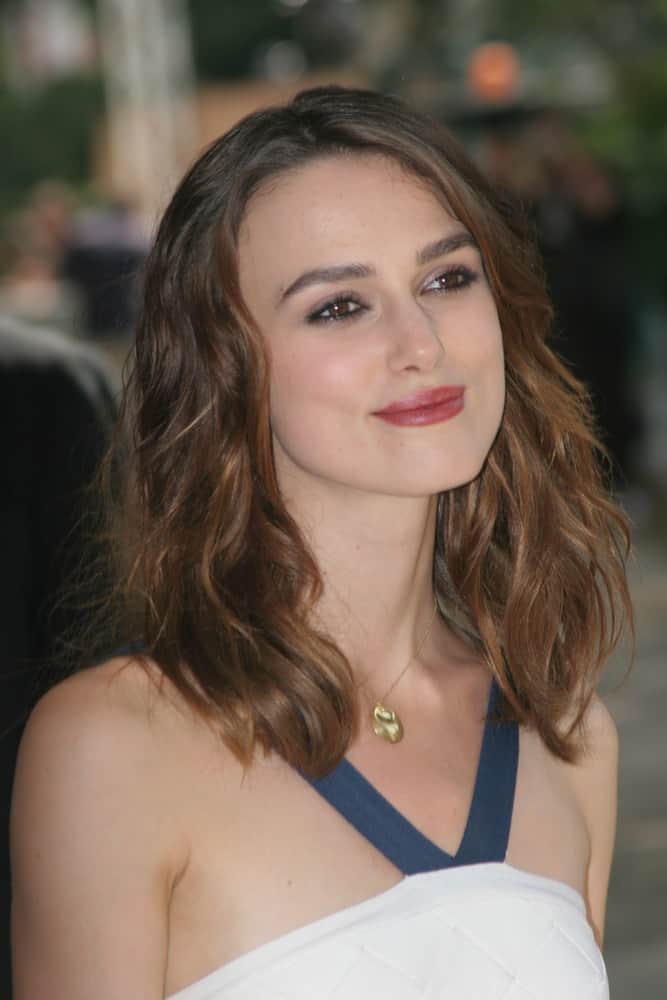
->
[371,598,438,744]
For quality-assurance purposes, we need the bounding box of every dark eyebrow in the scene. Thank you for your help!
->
[278,262,374,305]
[416,231,478,265]
[277,230,478,306]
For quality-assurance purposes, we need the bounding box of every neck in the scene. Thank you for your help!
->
[286,485,440,694]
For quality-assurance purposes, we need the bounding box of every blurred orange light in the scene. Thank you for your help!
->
[466,42,520,103]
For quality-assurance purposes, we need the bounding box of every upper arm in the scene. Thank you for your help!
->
[10,664,186,999]
[571,695,619,947]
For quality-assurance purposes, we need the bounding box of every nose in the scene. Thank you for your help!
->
[385,300,444,374]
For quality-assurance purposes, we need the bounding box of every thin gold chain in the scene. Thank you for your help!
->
[377,596,439,705]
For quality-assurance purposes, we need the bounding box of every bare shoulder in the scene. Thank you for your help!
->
[579,693,619,758]
[568,693,619,849]
[565,694,619,863]
[10,657,201,998]
[19,660,162,796]
[568,693,619,789]
[24,653,179,731]
[12,653,225,875]
[563,693,619,946]
[11,656,195,900]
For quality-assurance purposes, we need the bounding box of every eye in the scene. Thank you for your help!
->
[423,266,478,294]
[307,296,366,324]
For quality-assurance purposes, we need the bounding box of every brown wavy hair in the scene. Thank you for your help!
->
[112,85,632,776]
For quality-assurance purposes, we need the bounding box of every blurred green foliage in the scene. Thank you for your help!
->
[189,0,286,81]
[0,0,351,219]
[189,0,352,81]
[377,0,667,297]
[480,0,667,204]
[1,0,666,296]
[492,0,667,293]
[0,73,104,216]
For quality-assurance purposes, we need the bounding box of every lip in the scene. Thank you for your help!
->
[372,385,465,427]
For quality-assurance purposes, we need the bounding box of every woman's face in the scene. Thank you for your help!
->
[238,154,505,501]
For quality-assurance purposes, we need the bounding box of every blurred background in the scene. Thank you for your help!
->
[0,1,665,996]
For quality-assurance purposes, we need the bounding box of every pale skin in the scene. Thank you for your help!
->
[11,156,619,998]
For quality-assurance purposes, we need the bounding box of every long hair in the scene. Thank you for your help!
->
[112,85,632,776]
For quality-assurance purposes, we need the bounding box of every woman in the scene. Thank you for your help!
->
[11,86,631,998]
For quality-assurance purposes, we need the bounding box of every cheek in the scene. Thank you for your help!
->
[268,338,369,432]
[454,301,504,378]
[268,349,356,482]
[482,327,506,420]
[486,325,505,391]
[267,337,383,486]
[458,306,505,428]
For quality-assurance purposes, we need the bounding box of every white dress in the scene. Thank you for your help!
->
[167,862,607,1000]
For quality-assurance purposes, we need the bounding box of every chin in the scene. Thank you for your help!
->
[274,432,498,500]
[397,445,494,497]
[366,465,487,500]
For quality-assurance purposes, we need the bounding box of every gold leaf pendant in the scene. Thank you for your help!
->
[372,703,404,744]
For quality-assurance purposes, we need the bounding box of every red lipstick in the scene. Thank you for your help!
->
[372,386,465,427]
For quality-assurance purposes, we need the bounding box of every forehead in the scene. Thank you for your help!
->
[237,154,461,267]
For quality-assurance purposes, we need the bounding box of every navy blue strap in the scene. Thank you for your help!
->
[308,677,518,876]
[313,758,454,875]
[454,678,518,866]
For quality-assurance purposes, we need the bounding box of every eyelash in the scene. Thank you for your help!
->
[306,266,479,324]
[423,265,479,295]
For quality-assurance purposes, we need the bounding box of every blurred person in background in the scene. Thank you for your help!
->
[10,87,632,999]
[61,197,146,339]
[0,184,146,343]
[485,114,643,488]
[0,315,116,995]
[0,208,81,336]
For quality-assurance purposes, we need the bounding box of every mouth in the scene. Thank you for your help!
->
[372,386,465,427]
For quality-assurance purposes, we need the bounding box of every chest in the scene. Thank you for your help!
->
[163,719,589,996]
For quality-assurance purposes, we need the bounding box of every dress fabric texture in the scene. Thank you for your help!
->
[167,680,608,999]
[167,864,607,1000]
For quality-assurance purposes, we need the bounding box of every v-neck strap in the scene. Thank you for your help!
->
[308,677,519,876]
